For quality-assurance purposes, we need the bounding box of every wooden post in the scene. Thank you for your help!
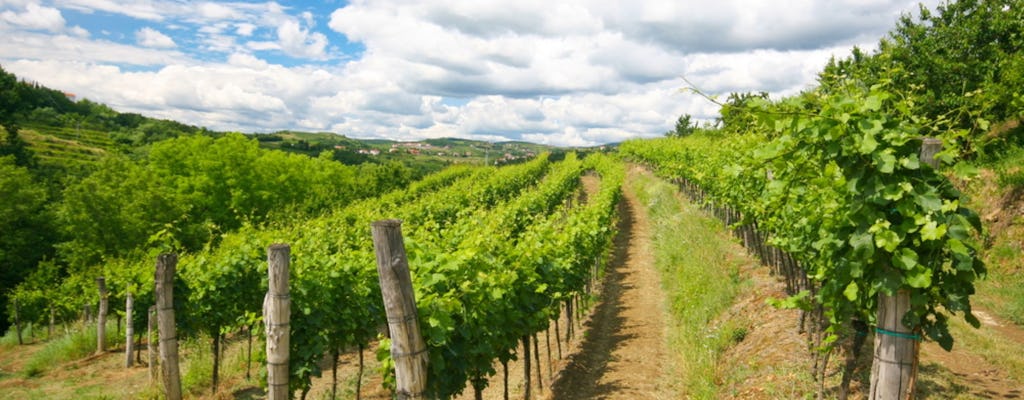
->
[264,244,291,400]
[869,139,940,399]
[156,254,182,400]
[372,220,428,400]
[96,277,108,354]
[148,305,157,382]
[919,138,942,170]
[869,290,918,399]
[125,292,134,367]
[13,297,22,345]
[48,306,54,340]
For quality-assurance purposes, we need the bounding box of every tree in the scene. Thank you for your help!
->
[0,156,53,331]
[0,125,35,168]
[666,114,697,138]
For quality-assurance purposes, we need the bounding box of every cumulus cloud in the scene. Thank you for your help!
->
[276,19,328,59]
[136,27,176,48]
[1,31,187,65]
[2,2,65,31]
[2,0,946,146]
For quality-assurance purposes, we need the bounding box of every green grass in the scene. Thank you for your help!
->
[990,145,1024,188]
[180,336,215,396]
[628,171,746,399]
[21,321,124,378]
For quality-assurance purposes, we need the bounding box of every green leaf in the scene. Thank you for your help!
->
[900,155,920,170]
[892,248,918,270]
[850,232,875,260]
[906,266,932,288]
[947,239,970,256]
[915,191,942,213]
[920,221,947,241]
[874,229,901,252]
[844,282,859,301]
[859,132,879,154]
[875,152,896,173]
[953,162,980,179]
[863,95,883,111]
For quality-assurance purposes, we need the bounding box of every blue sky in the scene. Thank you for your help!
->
[0,0,940,146]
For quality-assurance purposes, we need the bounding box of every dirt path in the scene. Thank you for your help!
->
[549,169,676,399]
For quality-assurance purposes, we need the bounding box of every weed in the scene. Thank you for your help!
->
[630,172,744,399]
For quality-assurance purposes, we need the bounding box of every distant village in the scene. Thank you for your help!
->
[334,141,538,163]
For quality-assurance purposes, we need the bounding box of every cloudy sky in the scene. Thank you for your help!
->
[0,0,940,146]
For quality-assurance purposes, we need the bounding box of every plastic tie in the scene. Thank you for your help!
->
[875,327,921,341]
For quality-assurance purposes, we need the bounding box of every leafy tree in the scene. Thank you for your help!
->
[666,114,697,138]
[0,156,54,331]
[55,156,183,268]
[0,125,35,168]
[820,0,1024,156]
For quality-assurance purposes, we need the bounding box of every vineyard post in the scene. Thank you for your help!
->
[96,277,108,354]
[264,243,291,400]
[13,297,22,345]
[869,138,940,400]
[48,306,54,340]
[148,305,156,382]
[125,291,134,367]
[155,254,182,400]
[372,219,429,400]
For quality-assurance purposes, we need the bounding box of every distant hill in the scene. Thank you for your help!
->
[1,65,585,174]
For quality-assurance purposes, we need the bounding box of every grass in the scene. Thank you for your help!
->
[21,321,124,378]
[181,336,215,396]
[628,171,746,399]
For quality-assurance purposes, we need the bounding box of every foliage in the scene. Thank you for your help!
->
[0,156,55,332]
[666,114,697,138]
[622,79,987,351]
[820,0,1024,157]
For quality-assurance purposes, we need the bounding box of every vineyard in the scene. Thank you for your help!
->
[2,152,625,399]
[4,1,1024,398]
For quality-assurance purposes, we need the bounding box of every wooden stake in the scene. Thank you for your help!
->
[48,306,54,340]
[96,277,108,354]
[522,335,531,400]
[148,305,156,382]
[13,297,22,345]
[125,292,134,367]
[869,291,918,399]
[372,220,429,400]
[265,244,291,400]
[155,254,182,400]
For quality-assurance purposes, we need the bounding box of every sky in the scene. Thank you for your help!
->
[0,0,942,147]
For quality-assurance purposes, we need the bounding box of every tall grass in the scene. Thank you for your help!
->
[628,172,746,398]
[21,320,124,377]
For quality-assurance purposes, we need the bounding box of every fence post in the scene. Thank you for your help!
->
[869,138,940,399]
[372,220,428,400]
[125,291,134,367]
[96,277,108,354]
[265,244,291,400]
[13,297,22,345]
[148,305,157,382]
[156,254,182,400]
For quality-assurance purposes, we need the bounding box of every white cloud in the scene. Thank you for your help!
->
[2,2,65,31]
[276,19,328,59]
[1,31,187,65]
[2,0,947,146]
[68,24,88,37]
[136,27,176,48]
[235,22,256,36]
[57,0,168,21]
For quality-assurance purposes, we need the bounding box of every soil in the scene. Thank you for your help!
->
[548,169,676,399]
